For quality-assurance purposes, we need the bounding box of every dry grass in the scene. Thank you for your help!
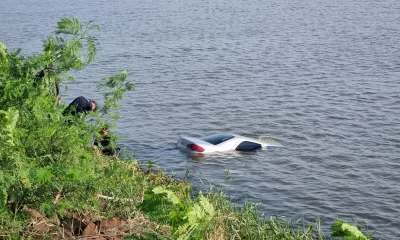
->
[22,206,172,239]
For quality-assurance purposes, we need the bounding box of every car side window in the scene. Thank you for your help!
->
[235,141,262,151]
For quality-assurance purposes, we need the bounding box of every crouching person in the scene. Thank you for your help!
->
[93,127,120,157]
[63,96,97,116]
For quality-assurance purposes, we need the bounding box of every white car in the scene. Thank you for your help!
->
[177,133,281,154]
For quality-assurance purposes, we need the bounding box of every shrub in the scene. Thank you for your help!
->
[0,17,133,235]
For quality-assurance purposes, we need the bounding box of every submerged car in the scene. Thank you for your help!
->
[177,133,280,154]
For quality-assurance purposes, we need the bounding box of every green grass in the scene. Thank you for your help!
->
[0,153,374,239]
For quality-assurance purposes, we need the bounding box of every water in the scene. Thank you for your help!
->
[1,0,400,238]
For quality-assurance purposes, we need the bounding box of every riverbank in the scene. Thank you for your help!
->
[11,157,177,239]
[4,154,371,239]
[13,154,323,239]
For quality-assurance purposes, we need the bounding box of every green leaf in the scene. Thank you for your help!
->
[35,167,55,184]
[153,187,182,205]
[147,160,153,168]
[198,194,215,219]
[66,39,83,55]
[85,36,97,64]
[0,188,7,207]
[0,42,8,64]
[55,17,81,35]
[331,218,367,240]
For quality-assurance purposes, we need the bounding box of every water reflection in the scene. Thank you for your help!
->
[183,149,261,163]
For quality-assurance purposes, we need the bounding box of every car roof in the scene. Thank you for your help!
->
[201,133,235,145]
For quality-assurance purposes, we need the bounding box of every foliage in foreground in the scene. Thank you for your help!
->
[0,18,375,239]
[0,17,135,237]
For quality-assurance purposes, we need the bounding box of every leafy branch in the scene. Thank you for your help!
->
[141,186,215,240]
[331,218,374,240]
[54,17,100,66]
[97,70,134,121]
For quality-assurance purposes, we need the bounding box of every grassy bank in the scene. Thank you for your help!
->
[0,18,373,239]
[0,153,372,239]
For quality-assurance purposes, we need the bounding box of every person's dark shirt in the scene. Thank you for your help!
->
[63,96,92,116]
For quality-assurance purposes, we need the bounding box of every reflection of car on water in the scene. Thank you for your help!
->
[177,133,280,154]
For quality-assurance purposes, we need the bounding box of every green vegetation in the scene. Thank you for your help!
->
[0,18,375,239]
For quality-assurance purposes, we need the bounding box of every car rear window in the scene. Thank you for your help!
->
[201,134,234,145]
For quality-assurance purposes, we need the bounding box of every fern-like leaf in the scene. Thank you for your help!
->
[198,194,215,219]
[0,109,19,146]
[176,223,196,240]
[153,187,181,205]
[85,36,97,64]
[66,39,83,56]
[35,167,54,184]
[0,188,7,208]
[18,166,32,188]
[0,42,7,64]
[331,218,367,240]
[55,17,81,35]
[88,23,100,31]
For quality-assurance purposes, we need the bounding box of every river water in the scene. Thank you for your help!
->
[1,0,400,238]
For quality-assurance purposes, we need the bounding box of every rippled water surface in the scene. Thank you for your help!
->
[1,0,400,238]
